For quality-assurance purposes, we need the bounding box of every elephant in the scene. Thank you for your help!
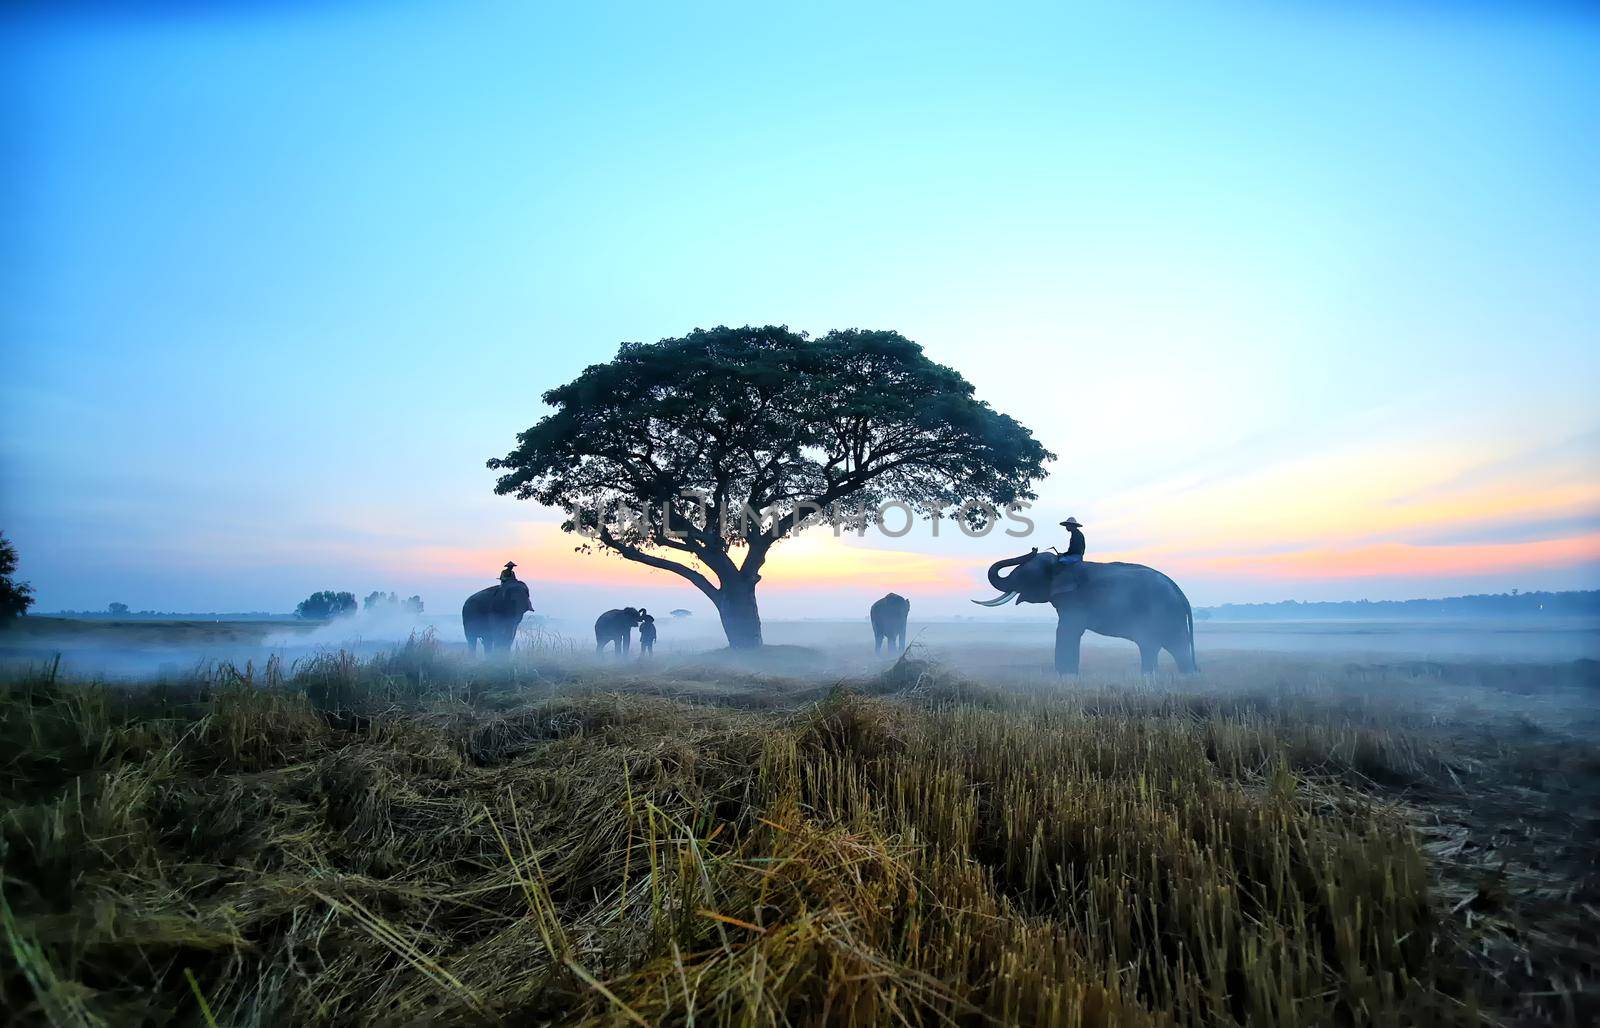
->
[975,550,1197,675]
[869,592,911,654]
[595,607,647,655]
[462,580,533,654]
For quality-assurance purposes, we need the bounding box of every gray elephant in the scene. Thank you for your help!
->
[975,550,1197,674]
[869,592,910,654]
[595,607,647,655]
[462,580,533,654]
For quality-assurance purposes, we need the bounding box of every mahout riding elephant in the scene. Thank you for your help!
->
[462,580,533,654]
[595,607,647,655]
[975,549,1197,674]
[869,593,911,654]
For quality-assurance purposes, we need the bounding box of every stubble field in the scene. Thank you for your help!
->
[1,624,1597,1026]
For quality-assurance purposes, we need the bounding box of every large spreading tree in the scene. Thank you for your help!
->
[489,326,1052,648]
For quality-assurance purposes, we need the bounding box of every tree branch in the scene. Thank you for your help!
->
[597,525,721,600]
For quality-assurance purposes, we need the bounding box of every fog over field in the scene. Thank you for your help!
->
[4,610,1597,682]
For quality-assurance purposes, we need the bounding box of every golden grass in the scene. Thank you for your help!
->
[1,636,1594,1025]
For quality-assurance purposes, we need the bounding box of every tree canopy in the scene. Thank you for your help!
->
[295,591,358,620]
[364,590,425,613]
[0,532,34,620]
[489,326,1052,647]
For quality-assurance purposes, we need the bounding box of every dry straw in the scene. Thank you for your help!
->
[2,633,1592,1024]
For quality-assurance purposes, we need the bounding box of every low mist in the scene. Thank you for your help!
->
[263,605,436,649]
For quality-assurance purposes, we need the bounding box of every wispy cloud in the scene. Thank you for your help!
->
[1099,419,1600,558]
[1187,533,1600,581]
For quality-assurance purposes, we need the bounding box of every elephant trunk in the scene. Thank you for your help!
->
[973,553,1035,606]
[986,554,1030,593]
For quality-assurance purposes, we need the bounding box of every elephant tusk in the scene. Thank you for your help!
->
[971,591,1019,607]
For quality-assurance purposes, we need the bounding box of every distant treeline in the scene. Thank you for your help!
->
[1201,590,1600,620]
[45,611,291,621]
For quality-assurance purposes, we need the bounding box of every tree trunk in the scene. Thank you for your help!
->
[716,577,763,649]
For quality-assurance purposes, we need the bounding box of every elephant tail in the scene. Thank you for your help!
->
[1170,580,1198,673]
[1186,598,1198,672]
[1150,567,1199,673]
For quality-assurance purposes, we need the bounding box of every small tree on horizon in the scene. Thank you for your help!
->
[295,591,358,620]
[0,532,34,620]
[489,326,1052,648]
[108,602,130,616]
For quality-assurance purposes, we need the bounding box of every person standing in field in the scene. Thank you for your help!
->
[638,611,657,655]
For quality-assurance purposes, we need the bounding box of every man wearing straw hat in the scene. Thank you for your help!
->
[1055,517,1086,592]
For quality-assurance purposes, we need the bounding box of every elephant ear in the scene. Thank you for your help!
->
[1010,555,1057,603]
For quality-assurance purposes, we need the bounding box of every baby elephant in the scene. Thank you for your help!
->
[638,612,657,655]
[869,592,910,654]
[595,606,647,655]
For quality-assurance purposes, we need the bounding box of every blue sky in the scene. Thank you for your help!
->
[3,1,1597,617]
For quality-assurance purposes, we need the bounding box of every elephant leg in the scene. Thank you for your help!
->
[622,630,631,654]
[1138,641,1160,675]
[1165,638,1198,674]
[1054,620,1083,675]
[874,631,883,654]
